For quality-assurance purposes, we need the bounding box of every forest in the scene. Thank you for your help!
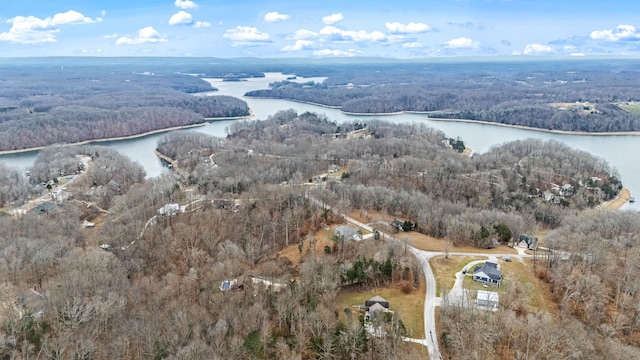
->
[244,59,640,132]
[0,109,636,358]
[0,64,249,152]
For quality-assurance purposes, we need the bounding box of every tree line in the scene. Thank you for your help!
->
[244,60,640,132]
[0,65,249,151]
[440,209,640,359]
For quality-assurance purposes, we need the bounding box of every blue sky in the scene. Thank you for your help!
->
[0,0,639,58]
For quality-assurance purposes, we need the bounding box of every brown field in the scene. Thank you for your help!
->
[347,210,517,254]
[335,276,426,339]
[276,228,335,268]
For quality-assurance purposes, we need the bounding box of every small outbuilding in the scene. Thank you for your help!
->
[335,225,362,241]
[476,290,499,310]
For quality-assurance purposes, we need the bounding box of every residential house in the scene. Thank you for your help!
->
[473,262,502,287]
[335,225,363,241]
[390,219,404,231]
[364,295,391,322]
[157,203,180,216]
[519,234,538,250]
[30,201,57,214]
[476,290,499,310]
[328,164,340,173]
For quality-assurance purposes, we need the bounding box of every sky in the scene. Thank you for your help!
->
[0,0,639,58]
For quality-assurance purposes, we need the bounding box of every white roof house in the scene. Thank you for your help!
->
[477,290,499,310]
[157,203,180,216]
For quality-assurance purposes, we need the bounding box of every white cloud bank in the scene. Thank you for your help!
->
[288,29,318,40]
[444,37,479,49]
[264,12,290,23]
[313,48,358,57]
[320,26,386,43]
[386,21,431,34]
[169,11,193,26]
[116,26,167,45]
[322,13,343,25]
[281,40,313,52]
[174,0,198,9]
[0,10,101,44]
[523,43,554,55]
[591,25,640,42]
[223,26,270,46]
[193,21,210,28]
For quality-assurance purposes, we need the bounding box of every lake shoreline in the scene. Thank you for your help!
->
[426,117,640,136]
[0,112,253,156]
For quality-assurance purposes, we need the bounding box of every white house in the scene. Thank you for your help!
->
[157,203,180,216]
[335,225,363,241]
[477,290,499,310]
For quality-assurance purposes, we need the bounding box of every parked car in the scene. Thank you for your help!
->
[502,256,511,262]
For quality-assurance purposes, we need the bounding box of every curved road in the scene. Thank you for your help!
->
[307,192,533,360]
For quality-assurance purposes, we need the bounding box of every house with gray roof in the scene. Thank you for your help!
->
[473,262,502,287]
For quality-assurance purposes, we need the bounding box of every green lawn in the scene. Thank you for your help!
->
[616,102,640,115]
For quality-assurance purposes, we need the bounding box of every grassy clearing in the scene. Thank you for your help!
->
[401,231,517,254]
[430,255,486,294]
[335,277,426,338]
[617,102,640,115]
[462,259,555,312]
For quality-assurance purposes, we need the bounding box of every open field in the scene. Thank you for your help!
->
[430,255,485,294]
[335,278,426,339]
[616,101,640,115]
[347,210,518,254]
[463,258,555,313]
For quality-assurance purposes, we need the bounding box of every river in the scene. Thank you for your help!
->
[1,72,638,210]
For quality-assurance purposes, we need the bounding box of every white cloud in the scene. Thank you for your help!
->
[175,0,198,9]
[313,48,357,57]
[570,52,585,57]
[322,13,343,25]
[523,43,554,55]
[288,29,318,40]
[590,25,640,42]
[116,26,167,45]
[319,26,387,43]
[169,11,193,26]
[264,11,290,23]
[385,21,431,34]
[281,40,313,52]
[102,33,119,39]
[444,37,479,49]
[223,26,270,46]
[0,10,101,44]
[402,41,423,48]
[193,21,210,28]
[52,10,102,25]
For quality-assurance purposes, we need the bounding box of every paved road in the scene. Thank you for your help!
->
[306,190,535,360]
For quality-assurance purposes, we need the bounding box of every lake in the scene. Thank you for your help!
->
[1,72,638,210]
